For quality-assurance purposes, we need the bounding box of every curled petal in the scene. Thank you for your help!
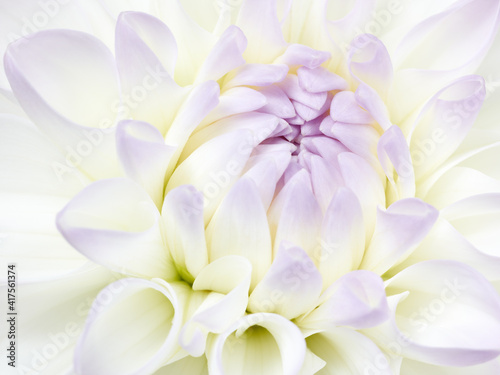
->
[207,313,306,375]
[75,278,182,375]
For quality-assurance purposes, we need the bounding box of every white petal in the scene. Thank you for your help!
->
[156,0,217,85]
[201,87,267,127]
[180,256,252,356]
[154,355,208,375]
[0,192,88,280]
[391,0,500,120]
[248,243,322,319]
[4,32,122,180]
[348,34,393,100]
[378,125,416,200]
[338,152,385,241]
[424,167,500,209]
[207,178,272,288]
[236,0,287,63]
[401,357,500,375]
[5,29,119,129]
[207,313,306,375]
[365,260,500,367]
[360,198,438,275]
[116,120,176,209]
[56,178,176,279]
[269,170,323,257]
[166,130,254,224]
[115,11,186,134]
[196,25,247,82]
[162,185,208,282]
[306,328,392,375]
[442,193,500,257]
[302,270,389,330]
[0,114,89,196]
[318,187,365,286]
[75,278,183,375]
[410,75,486,180]
[0,266,113,374]
[393,215,500,285]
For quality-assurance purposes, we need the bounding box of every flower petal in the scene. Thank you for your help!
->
[360,198,438,275]
[196,25,247,83]
[116,120,176,209]
[56,178,176,279]
[166,130,254,224]
[366,260,500,367]
[236,0,287,63]
[442,193,500,257]
[378,125,416,200]
[302,270,389,330]
[162,185,208,282]
[115,11,186,134]
[410,75,486,180]
[248,242,322,319]
[154,355,208,375]
[306,328,392,375]
[74,278,183,375]
[224,63,289,88]
[180,256,252,356]
[207,313,306,375]
[4,29,120,128]
[338,152,385,241]
[269,170,323,257]
[4,31,122,180]
[201,87,267,127]
[348,34,393,100]
[0,265,113,374]
[207,178,273,288]
[318,187,365,286]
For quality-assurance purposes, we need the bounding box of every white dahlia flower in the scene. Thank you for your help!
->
[1,0,500,374]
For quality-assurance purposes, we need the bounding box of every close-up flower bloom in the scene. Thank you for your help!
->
[1,0,500,374]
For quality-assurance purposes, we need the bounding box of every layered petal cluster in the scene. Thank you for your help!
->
[1,0,500,374]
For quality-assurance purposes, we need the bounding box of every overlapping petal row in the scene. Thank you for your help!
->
[1,0,500,374]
